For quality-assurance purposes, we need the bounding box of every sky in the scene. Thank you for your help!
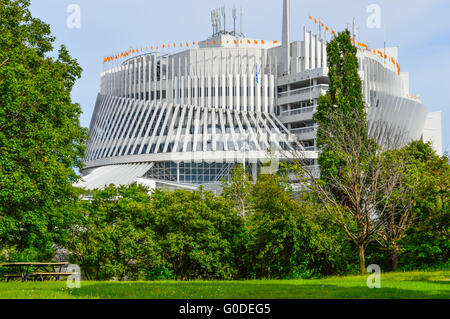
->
[29,0,449,152]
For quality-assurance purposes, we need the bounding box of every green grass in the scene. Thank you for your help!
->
[0,270,448,299]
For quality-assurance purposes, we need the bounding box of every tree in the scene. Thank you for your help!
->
[286,30,407,274]
[368,141,449,271]
[68,184,163,280]
[246,174,349,278]
[313,30,370,184]
[374,144,420,270]
[150,188,246,280]
[0,0,88,260]
[398,141,449,269]
[68,185,247,281]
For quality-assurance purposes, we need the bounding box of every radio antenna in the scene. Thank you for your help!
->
[240,8,243,36]
[215,9,221,36]
[211,10,215,35]
[232,7,237,35]
[221,6,226,33]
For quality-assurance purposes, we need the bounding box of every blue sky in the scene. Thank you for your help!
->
[29,0,449,152]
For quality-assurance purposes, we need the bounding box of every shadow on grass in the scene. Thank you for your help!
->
[70,281,450,299]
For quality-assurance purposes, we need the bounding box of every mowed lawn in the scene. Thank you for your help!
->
[0,270,448,299]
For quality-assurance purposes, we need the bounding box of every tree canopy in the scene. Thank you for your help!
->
[313,29,370,182]
[0,0,88,260]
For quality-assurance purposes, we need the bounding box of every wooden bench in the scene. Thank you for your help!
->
[1,262,77,282]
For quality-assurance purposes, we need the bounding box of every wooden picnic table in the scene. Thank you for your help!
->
[0,262,76,282]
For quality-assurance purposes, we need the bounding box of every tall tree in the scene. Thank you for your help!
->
[313,30,371,182]
[374,145,419,270]
[312,30,377,274]
[287,30,405,274]
[0,0,87,260]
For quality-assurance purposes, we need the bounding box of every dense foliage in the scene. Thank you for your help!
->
[62,150,449,281]
[60,169,365,281]
[0,0,87,260]
[313,30,372,183]
[400,142,449,268]
[245,174,355,278]
[368,142,449,270]
[67,184,246,280]
[148,188,245,280]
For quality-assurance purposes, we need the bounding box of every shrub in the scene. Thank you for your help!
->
[149,189,246,280]
[245,174,353,279]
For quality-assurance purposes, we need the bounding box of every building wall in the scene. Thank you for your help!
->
[422,111,443,156]
[274,29,429,153]
[81,29,433,189]
[84,36,304,174]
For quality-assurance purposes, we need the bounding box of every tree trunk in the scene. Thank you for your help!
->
[390,244,399,271]
[358,244,366,275]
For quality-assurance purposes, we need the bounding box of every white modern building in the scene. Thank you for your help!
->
[76,0,442,191]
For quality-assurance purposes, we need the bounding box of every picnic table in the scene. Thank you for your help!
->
[0,262,76,282]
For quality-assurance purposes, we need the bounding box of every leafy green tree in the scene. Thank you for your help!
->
[368,141,449,271]
[313,30,370,183]
[398,141,450,269]
[246,174,346,278]
[69,185,246,281]
[150,188,246,280]
[289,30,406,275]
[312,30,378,275]
[0,0,88,260]
[68,184,163,280]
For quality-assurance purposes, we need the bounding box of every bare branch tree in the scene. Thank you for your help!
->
[373,135,425,270]
[282,107,411,274]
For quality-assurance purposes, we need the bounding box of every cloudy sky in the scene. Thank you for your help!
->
[29,0,449,152]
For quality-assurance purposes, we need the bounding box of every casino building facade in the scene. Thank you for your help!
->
[76,0,441,191]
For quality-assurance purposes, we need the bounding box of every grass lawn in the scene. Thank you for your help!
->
[0,270,448,299]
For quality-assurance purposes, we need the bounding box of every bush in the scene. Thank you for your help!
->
[245,174,354,279]
[63,150,448,281]
[399,150,449,269]
[149,189,246,280]
[68,184,246,280]
[67,184,163,280]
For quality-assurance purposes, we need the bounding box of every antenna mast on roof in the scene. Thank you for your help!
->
[211,10,215,35]
[221,6,226,33]
[282,0,291,75]
[232,7,237,35]
[384,24,387,65]
[240,8,243,36]
[215,9,221,36]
